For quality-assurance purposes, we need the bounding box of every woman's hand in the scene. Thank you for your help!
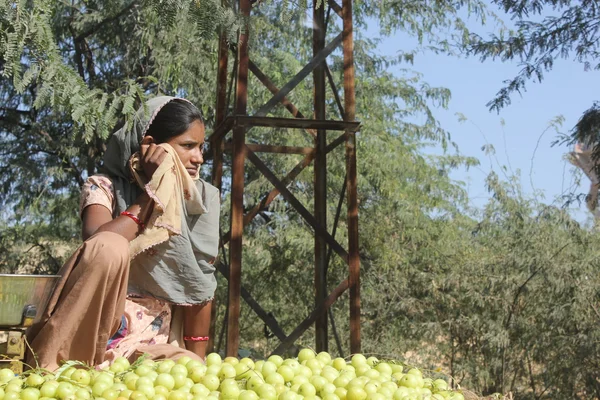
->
[140,136,168,179]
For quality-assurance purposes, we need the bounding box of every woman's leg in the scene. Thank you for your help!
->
[26,232,130,371]
[182,302,212,359]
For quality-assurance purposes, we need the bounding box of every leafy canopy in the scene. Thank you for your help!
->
[469,0,600,113]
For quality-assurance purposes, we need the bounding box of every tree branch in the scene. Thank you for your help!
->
[81,37,97,82]
[74,2,137,42]
[505,243,569,329]
[0,107,32,116]
[526,350,537,398]
[36,130,84,187]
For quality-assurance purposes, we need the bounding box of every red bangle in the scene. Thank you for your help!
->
[120,211,145,230]
[183,336,209,342]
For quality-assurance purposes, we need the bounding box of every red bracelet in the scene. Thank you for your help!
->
[120,211,145,230]
[183,336,209,342]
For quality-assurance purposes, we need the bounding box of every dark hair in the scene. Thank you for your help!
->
[145,99,204,143]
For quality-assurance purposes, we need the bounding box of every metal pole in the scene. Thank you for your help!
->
[208,7,230,355]
[313,0,328,353]
[343,0,361,354]
[226,0,250,357]
[326,173,347,357]
[211,26,229,189]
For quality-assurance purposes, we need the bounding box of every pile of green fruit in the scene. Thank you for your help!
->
[0,351,465,400]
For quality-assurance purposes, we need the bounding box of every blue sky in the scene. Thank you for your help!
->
[372,6,599,224]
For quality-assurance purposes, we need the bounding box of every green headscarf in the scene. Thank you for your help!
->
[102,96,219,305]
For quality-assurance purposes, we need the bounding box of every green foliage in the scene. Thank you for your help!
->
[147,0,242,43]
[2,0,600,399]
[469,0,600,112]
[566,102,600,165]
[358,0,492,55]
[0,0,233,268]
[1,0,146,141]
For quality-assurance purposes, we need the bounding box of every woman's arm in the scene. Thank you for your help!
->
[182,301,212,359]
[81,193,152,241]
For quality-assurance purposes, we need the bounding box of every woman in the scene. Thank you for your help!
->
[27,96,220,370]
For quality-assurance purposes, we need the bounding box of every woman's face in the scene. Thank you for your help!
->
[164,120,206,177]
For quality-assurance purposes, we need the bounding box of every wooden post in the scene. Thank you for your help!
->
[208,5,230,354]
[313,0,328,353]
[343,0,361,354]
[226,0,251,358]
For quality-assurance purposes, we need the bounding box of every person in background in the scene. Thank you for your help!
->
[27,96,220,370]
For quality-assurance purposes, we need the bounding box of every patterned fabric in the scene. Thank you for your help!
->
[107,316,128,350]
[79,175,115,217]
[101,297,172,368]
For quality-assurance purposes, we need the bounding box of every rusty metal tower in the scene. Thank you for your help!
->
[209,0,360,357]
